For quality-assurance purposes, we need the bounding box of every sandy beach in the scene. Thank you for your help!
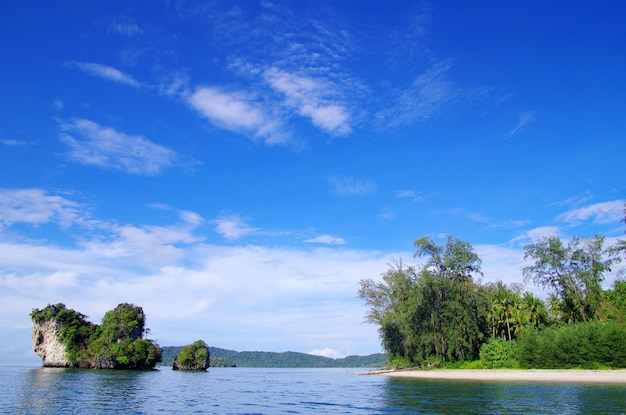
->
[364,369,626,384]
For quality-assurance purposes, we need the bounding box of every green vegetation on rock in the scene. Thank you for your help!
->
[173,340,210,371]
[31,303,162,369]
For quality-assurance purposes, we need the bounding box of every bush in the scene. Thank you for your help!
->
[479,338,518,368]
[173,340,210,370]
[516,321,626,369]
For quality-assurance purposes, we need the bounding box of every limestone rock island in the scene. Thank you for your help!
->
[172,340,210,371]
[31,303,162,369]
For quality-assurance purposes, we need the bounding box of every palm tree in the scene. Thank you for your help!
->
[523,292,547,329]
[547,293,562,322]
[492,282,514,341]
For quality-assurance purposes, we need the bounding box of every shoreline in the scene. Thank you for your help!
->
[362,368,626,384]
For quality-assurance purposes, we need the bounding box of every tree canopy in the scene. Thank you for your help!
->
[523,234,620,323]
[359,231,626,369]
[359,236,489,367]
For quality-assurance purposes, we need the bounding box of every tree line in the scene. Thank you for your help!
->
[160,346,387,368]
[358,229,626,369]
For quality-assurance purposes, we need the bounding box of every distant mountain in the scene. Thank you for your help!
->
[160,346,387,368]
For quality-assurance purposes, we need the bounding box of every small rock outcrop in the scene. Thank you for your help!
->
[32,319,72,367]
[173,340,210,371]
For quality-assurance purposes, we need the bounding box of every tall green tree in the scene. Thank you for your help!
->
[358,236,489,366]
[523,234,620,323]
[523,292,548,329]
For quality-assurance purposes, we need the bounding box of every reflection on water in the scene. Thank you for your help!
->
[2,366,626,414]
[384,377,626,415]
[15,367,149,414]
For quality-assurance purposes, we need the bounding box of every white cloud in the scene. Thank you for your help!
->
[309,347,343,359]
[469,213,530,230]
[0,188,84,227]
[68,62,140,88]
[506,111,535,139]
[328,176,376,196]
[187,87,286,145]
[377,60,457,127]
[557,200,624,225]
[0,231,397,364]
[474,244,526,288]
[214,214,257,240]
[265,68,351,135]
[511,226,560,244]
[108,18,143,36]
[0,139,27,147]
[395,190,416,198]
[304,235,347,245]
[81,223,202,269]
[179,210,204,227]
[58,118,181,175]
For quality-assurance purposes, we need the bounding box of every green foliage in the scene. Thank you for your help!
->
[210,357,237,367]
[103,338,162,369]
[516,321,626,369]
[523,235,620,323]
[479,338,518,368]
[359,223,626,370]
[97,303,146,343]
[174,340,210,370]
[31,303,161,369]
[358,236,489,367]
[440,359,485,369]
[598,280,626,322]
[388,356,411,369]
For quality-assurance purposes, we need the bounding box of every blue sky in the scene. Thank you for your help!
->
[1,1,625,365]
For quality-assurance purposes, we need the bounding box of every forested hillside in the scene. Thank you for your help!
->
[160,346,387,368]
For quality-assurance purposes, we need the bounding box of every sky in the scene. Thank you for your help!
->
[1,1,625,365]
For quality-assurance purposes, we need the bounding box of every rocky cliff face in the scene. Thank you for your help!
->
[32,320,71,367]
[172,358,210,371]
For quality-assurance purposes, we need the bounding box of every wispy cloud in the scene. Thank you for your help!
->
[395,189,437,203]
[328,176,376,196]
[552,192,594,208]
[0,188,85,228]
[187,87,286,145]
[0,139,27,147]
[309,347,343,359]
[108,18,144,37]
[511,226,561,244]
[214,214,258,240]
[82,220,203,269]
[58,118,184,176]
[557,200,624,225]
[395,190,416,198]
[506,111,535,139]
[68,62,140,88]
[469,213,530,230]
[304,234,347,245]
[264,68,351,135]
[377,60,457,127]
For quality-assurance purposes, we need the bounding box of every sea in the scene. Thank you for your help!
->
[1,366,625,414]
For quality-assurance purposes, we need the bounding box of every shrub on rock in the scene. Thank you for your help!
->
[173,340,210,371]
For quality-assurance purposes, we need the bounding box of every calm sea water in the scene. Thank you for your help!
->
[1,366,625,414]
